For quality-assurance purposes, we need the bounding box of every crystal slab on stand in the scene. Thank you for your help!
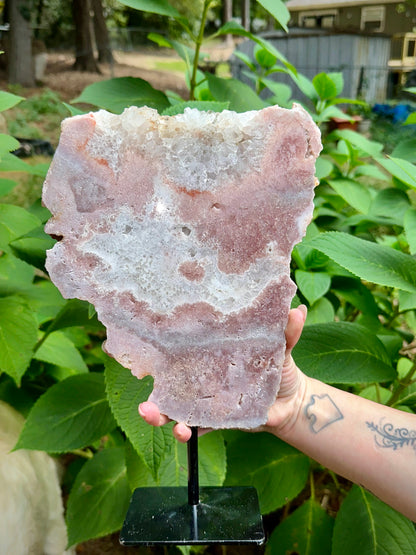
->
[42,105,321,430]
[43,105,321,546]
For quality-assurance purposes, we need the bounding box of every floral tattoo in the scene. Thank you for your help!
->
[367,419,416,453]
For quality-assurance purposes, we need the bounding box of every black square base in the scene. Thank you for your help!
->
[120,486,265,546]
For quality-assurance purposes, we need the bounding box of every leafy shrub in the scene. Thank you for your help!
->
[1,0,416,552]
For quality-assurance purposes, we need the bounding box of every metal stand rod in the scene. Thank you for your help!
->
[187,426,199,506]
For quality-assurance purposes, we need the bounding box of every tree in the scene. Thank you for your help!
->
[222,0,233,46]
[241,0,250,30]
[92,0,113,64]
[72,0,100,72]
[8,0,35,86]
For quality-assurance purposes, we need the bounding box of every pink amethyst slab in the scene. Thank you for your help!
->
[42,105,321,429]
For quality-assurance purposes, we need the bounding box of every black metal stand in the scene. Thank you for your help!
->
[120,426,265,546]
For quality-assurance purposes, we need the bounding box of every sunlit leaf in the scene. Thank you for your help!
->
[72,77,170,113]
[332,485,416,554]
[16,373,116,452]
[310,232,416,294]
[66,447,131,546]
[293,322,395,384]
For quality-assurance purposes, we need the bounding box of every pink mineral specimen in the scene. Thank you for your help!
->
[42,105,321,429]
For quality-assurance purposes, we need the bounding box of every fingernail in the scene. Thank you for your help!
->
[298,304,307,320]
[138,403,146,417]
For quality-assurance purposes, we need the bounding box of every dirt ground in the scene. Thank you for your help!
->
[6,42,235,105]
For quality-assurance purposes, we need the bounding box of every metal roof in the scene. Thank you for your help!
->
[287,0,400,11]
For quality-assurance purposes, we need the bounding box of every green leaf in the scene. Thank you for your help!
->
[62,102,85,116]
[399,290,416,311]
[158,431,226,487]
[0,253,34,295]
[0,178,16,195]
[295,270,331,305]
[0,152,49,176]
[0,91,24,111]
[148,33,202,66]
[369,188,410,225]
[233,51,256,71]
[353,163,390,181]
[376,156,416,189]
[327,178,372,213]
[305,297,335,325]
[43,298,102,335]
[315,157,333,180]
[392,139,416,163]
[261,79,292,107]
[21,280,66,325]
[66,447,131,547]
[359,384,391,405]
[266,499,334,555]
[116,0,180,17]
[332,485,416,555]
[126,430,226,488]
[0,204,41,251]
[293,322,395,384]
[16,373,116,452]
[404,112,416,125]
[225,431,310,514]
[327,72,344,96]
[309,231,416,294]
[256,0,290,31]
[332,129,383,157]
[10,225,55,269]
[207,74,267,112]
[0,296,38,385]
[0,134,20,154]
[105,356,172,481]
[34,331,88,374]
[312,72,338,101]
[162,100,229,116]
[331,277,379,322]
[254,45,277,68]
[72,77,170,113]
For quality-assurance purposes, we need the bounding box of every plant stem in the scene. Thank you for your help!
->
[189,0,212,100]
[310,470,315,501]
[387,361,416,407]
[70,448,94,459]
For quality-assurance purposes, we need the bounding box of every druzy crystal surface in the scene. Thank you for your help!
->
[43,105,321,429]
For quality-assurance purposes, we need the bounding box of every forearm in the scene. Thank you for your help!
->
[270,375,416,521]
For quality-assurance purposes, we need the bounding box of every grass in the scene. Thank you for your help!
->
[4,89,68,146]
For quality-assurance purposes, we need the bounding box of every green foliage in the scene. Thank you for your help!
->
[15,374,116,452]
[225,431,310,513]
[1,0,416,550]
[267,499,334,555]
[332,485,416,554]
[293,322,395,383]
[72,77,170,113]
[66,447,131,546]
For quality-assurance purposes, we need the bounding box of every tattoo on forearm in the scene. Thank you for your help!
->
[367,419,416,452]
[305,394,344,433]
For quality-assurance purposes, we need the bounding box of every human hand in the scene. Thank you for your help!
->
[138,305,307,442]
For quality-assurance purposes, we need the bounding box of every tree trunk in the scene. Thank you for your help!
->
[91,0,113,64]
[72,0,100,72]
[241,0,250,31]
[8,0,35,86]
[222,0,233,46]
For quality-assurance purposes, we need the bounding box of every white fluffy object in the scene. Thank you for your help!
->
[0,401,74,555]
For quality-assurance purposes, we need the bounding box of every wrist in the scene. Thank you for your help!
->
[265,365,309,438]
